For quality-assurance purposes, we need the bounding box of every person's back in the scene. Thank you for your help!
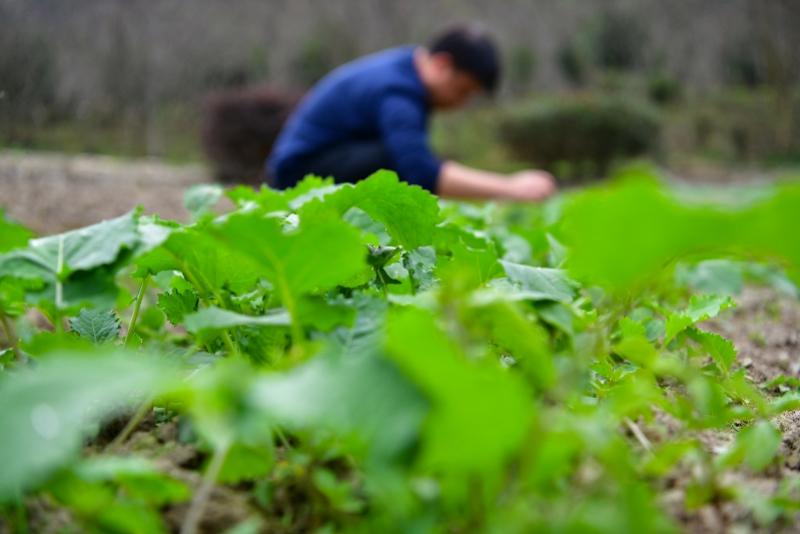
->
[267,24,558,202]
[268,46,440,191]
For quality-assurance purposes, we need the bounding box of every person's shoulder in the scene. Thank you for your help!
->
[316,46,425,105]
[357,45,416,68]
[334,46,416,81]
[366,46,426,98]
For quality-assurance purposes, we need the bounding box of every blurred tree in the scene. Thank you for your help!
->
[557,42,588,88]
[748,0,799,154]
[592,10,648,72]
[647,72,683,106]
[102,16,148,120]
[0,7,58,144]
[507,46,537,94]
[722,39,763,89]
[290,21,357,88]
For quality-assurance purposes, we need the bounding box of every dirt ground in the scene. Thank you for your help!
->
[649,287,800,533]
[0,151,789,236]
[0,151,212,235]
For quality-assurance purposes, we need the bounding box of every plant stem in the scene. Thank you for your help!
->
[624,417,653,454]
[14,499,28,534]
[108,398,152,451]
[180,440,230,534]
[174,259,241,357]
[274,426,292,450]
[125,275,150,347]
[277,277,303,356]
[220,330,239,356]
[54,235,65,334]
[0,313,20,361]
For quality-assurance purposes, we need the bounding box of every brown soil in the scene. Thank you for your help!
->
[0,151,213,235]
[653,287,800,533]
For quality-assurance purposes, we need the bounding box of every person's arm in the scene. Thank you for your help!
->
[378,95,442,192]
[437,161,557,201]
[378,94,557,201]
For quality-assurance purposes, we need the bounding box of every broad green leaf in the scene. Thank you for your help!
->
[614,335,658,368]
[664,294,735,344]
[0,209,33,253]
[322,295,387,359]
[47,456,186,534]
[299,170,441,249]
[184,184,224,220]
[215,442,274,484]
[208,210,366,318]
[0,276,40,317]
[21,331,94,357]
[444,232,503,286]
[135,227,261,295]
[643,439,699,477]
[0,350,176,500]
[473,261,576,305]
[499,261,577,302]
[284,175,338,206]
[157,289,199,325]
[730,420,782,471]
[560,174,800,290]
[0,211,140,313]
[250,351,426,461]
[296,296,356,331]
[403,246,437,294]
[177,358,277,456]
[384,308,532,488]
[184,307,291,334]
[686,375,730,426]
[68,308,121,344]
[688,329,737,373]
[743,262,800,298]
[746,182,800,280]
[0,210,139,282]
[343,207,392,245]
[559,176,728,289]
[72,456,190,505]
[493,227,532,264]
[473,301,555,391]
[536,301,575,336]
[676,260,743,296]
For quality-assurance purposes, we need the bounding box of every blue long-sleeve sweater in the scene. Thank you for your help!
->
[267,46,442,191]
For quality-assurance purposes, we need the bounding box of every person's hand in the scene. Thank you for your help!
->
[505,170,557,201]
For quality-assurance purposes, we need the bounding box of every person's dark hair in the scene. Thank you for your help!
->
[429,24,501,93]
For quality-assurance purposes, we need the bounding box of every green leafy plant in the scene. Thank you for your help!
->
[1,169,800,532]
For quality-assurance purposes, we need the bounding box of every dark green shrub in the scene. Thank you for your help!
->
[722,40,763,89]
[498,97,661,179]
[557,42,588,87]
[201,86,300,185]
[647,73,683,106]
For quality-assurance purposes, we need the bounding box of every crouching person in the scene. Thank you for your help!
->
[267,24,556,201]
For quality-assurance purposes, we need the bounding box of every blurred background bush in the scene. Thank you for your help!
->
[0,0,798,182]
[498,97,662,180]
